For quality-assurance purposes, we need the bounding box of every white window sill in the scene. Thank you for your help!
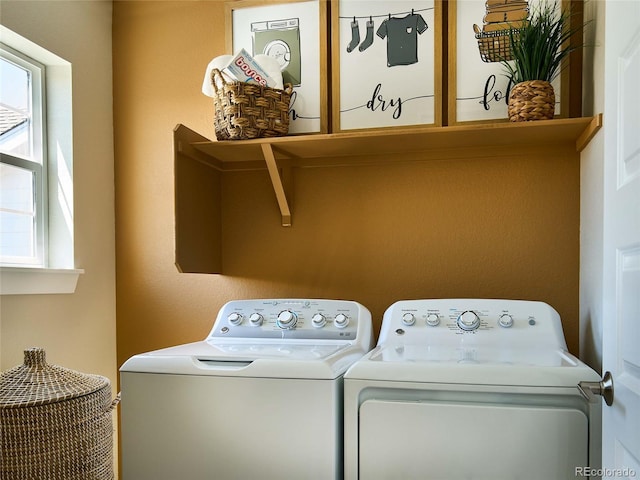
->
[0,267,84,295]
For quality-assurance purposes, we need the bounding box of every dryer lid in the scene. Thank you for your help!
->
[344,344,601,387]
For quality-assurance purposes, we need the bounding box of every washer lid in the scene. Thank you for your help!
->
[120,340,368,379]
[344,345,601,387]
[143,340,348,360]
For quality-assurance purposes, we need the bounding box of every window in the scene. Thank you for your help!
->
[0,27,82,295]
[0,43,46,267]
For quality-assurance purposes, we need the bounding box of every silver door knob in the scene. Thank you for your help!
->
[578,371,614,406]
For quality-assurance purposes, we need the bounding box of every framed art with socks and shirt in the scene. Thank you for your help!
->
[331,0,442,132]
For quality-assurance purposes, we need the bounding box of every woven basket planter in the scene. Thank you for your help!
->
[508,80,556,122]
[211,68,293,141]
[0,348,119,480]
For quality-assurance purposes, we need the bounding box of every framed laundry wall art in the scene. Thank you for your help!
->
[448,0,571,124]
[331,0,442,132]
[226,0,329,134]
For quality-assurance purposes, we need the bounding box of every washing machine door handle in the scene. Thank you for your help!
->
[578,371,614,406]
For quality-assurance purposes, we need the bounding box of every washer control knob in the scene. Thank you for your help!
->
[457,310,481,331]
[334,313,349,329]
[311,313,327,328]
[401,313,416,326]
[276,310,298,329]
[426,313,440,327]
[498,314,514,328]
[249,313,264,327]
[227,312,243,326]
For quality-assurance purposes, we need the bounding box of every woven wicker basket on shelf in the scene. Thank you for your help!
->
[211,68,293,141]
[0,348,119,480]
[508,80,556,122]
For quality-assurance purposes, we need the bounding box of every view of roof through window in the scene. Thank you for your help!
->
[1,56,31,156]
[1,53,39,264]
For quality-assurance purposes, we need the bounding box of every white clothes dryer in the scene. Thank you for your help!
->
[344,299,602,480]
[120,298,373,480]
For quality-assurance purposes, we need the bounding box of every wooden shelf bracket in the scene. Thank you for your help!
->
[260,143,292,227]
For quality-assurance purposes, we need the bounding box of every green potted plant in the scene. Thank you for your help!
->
[501,1,585,122]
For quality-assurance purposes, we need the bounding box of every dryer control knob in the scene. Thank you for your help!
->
[311,313,327,328]
[334,313,349,329]
[402,313,416,326]
[426,313,440,326]
[228,313,243,326]
[457,310,480,331]
[277,310,297,329]
[498,314,514,328]
[249,313,264,327]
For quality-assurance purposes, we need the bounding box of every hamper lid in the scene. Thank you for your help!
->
[0,347,109,408]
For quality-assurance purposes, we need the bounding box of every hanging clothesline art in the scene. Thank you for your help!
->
[339,7,433,21]
[337,3,437,128]
[344,7,429,66]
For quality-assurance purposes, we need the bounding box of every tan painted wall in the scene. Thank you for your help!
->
[113,0,581,371]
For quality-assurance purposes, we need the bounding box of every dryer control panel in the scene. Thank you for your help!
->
[208,299,368,342]
[378,299,567,350]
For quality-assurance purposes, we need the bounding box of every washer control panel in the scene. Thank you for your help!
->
[208,299,364,341]
[378,299,567,350]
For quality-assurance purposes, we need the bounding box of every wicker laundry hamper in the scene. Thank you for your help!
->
[0,347,119,480]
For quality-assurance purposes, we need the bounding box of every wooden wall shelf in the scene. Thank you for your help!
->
[174,115,602,273]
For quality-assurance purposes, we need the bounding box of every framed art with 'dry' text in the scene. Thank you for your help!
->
[331,0,442,132]
[226,0,329,134]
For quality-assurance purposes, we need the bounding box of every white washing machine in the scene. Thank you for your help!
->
[344,299,603,480]
[120,298,373,480]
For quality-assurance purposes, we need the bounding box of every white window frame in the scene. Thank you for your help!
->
[0,43,48,267]
[0,27,83,295]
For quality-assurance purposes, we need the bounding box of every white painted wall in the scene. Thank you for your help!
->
[579,0,606,372]
[0,0,117,437]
